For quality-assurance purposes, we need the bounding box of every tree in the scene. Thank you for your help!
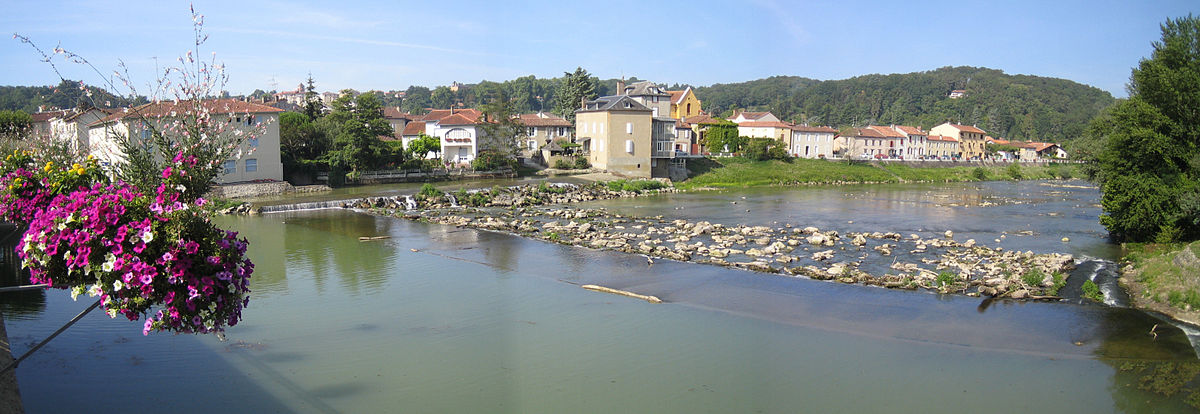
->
[303,73,323,120]
[0,109,33,138]
[703,120,745,153]
[553,67,597,123]
[1090,15,1200,242]
[279,111,329,162]
[408,133,440,159]
[324,91,392,174]
[402,86,432,114]
[431,86,454,109]
[478,99,523,158]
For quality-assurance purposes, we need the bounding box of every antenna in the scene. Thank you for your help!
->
[268,75,278,91]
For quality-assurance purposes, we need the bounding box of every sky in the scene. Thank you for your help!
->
[2,0,1197,99]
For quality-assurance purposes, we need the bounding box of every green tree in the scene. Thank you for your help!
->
[478,99,523,158]
[408,133,441,159]
[323,91,392,174]
[703,120,745,153]
[279,111,329,162]
[553,67,597,123]
[402,86,432,114]
[303,74,323,120]
[431,86,454,109]
[1091,15,1200,242]
[0,109,33,138]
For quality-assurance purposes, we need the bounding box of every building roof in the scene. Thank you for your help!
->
[735,111,773,121]
[737,121,793,129]
[927,135,959,142]
[866,125,907,138]
[420,108,482,122]
[402,121,426,136]
[791,125,838,133]
[90,99,283,127]
[893,125,926,136]
[382,107,413,120]
[577,95,652,113]
[852,128,887,138]
[945,123,986,134]
[517,113,571,127]
[438,113,481,126]
[1029,142,1060,152]
[666,87,693,105]
[623,81,669,97]
[31,110,73,123]
[684,114,722,125]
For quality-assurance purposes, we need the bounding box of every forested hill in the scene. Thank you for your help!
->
[0,80,130,113]
[693,66,1115,142]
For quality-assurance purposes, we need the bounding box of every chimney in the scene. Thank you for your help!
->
[580,97,586,109]
[616,80,626,95]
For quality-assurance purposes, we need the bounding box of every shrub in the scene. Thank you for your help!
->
[573,156,590,169]
[623,180,665,192]
[553,159,572,169]
[471,151,515,171]
[1007,163,1023,180]
[971,167,987,181]
[1021,269,1045,287]
[936,271,957,287]
[606,180,625,192]
[742,138,789,161]
[418,183,443,199]
[1082,280,1104,301]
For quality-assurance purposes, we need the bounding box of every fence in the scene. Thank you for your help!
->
[316,168,517,185]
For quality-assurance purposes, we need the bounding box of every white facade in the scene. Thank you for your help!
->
[790,129,837,159]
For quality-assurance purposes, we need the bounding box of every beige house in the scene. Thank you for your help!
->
[382,107,414,142]
[517,112,572,157]
[789,125,838,159]
[737,121,792,143]
[891,125,928,158]
[840,127,892,158]
[31,108,119,154]
[88,99,284,184]
[575,95,675,178]
[926,135,959,158]
[929,123,987,159]
[730,111,781,124]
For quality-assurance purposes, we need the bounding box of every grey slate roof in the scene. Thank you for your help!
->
[576,95,653,113]
[623,81,670,97]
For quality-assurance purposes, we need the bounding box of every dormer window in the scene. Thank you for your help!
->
[624,101,632,108]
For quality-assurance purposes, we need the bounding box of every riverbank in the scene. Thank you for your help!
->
[1121,241,1200,326]
[679,157,1079,189]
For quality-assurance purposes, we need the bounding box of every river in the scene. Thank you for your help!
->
[4,179,1199,413]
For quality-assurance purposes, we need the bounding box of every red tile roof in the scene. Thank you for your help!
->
[949,123,986,134]
[893,125,925,136]
[853,128,887,138]
[666,89,693,105]
[420,108,482,123]
[927,135,959,142]
[402,121,426,136]
[737,121,793,129]
[382,107,413,119]
[90,99,282,126]
[517,113,571,127]
[31,110,72,122]
[866,125,907,138]
[438,113,480,126]
[1029,142,1059,152]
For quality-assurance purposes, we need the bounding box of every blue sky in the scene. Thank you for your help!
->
[2,0,1196,98]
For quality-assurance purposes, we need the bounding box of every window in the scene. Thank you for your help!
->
[528,127,536,137]
[245,159,258,172]
[527,140,536,149]
[223,160,236,175]
[626,140,634,154]
[599,123,603,134]
[557,127,566,136]
[245,115,256,126]
[626,123,633,134]
[598,139,605,152]
[686,103,691,114]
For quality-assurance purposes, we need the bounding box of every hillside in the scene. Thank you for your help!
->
[0,80,132,113]
[693,66,1115,144]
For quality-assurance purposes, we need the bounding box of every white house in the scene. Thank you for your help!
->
[87,99,284,184]
[891,125,928,158]
[419,108,485,165]
[789,125,838,159]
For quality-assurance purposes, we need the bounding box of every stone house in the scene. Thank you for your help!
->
[929,123,987,159]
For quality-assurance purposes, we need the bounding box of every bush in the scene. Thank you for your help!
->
[742,138,789,161]
[573,156,590,169]
[1021,269,1045,287]
[418,183,443,199]
[1007,163,1023,180]
[1082,280,1103,301]
[971,167,987,181]
[936,271,956,287]
[471,151,515,171]
[553,159,572,169]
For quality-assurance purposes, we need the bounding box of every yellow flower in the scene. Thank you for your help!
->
[43,162,54,172]
[71,163,86,175]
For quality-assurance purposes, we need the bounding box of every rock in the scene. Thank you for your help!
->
[812,250,835,261]
[803,226,820,234]
[1010,289,1029,299]
[745,248,765,257]
[806,233,827,246]
[944,230,954,239]
[851,234,867,246]
[1061,237,1070,243]
[963,239,976,248]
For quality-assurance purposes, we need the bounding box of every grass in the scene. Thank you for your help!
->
[1124,241,1200,313]
[606,179,666,193]
[1082,280,1104,301]
[677,157,1083,189]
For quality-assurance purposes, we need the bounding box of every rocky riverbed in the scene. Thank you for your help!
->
[349,181,1078,299]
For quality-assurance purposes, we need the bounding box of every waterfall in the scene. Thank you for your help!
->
[447,194,459,208]
[259,199,362,214]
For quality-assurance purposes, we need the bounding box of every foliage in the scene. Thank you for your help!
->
[553,159,572,169]
[605,179,666,193]
[936,271,957,287]
[573,156,590,169]
[323,91,393,174]
[417,183,443,199]
[303,74,323,120]
[679,156,1073,189]
[471,150,515,171]
[742,138,790,161]
[408,133,440,159]
[1,150,253,335]
[553,67,598,123]
[280,111,330,162]
[0,110,33,137]
[0,79,132,114]
[693,66,1113,143]
[1082,280,1104,301]
[971,167,988,180]
[1088,16,1200,242]
[703,120,745,153]
[478,99,524,157]
[1020,269,1044,287]
[1006,163,1023,179]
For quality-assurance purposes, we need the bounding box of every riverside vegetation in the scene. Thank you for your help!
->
[678,156,1078,189]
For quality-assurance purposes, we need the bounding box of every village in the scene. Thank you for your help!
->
[21,79,1069,187]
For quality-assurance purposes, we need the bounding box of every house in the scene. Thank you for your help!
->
[789,125,838,159]
[865,125,909,158]
[730,111,781,124]
[517,112,572,157]
[31,108,119,154]
[574,95,675,178]
[273,83,307,106]
[839,127,891,158]
[683,114,723,154]
[87,99,284,184]
[1029,142,1067,159]
[926,135,960,158]
[617,81,672,118]
[666,87,702,119]
[891,125,928,158]
[949,89,966,99]
[382,107,414,141]
[736,121,792,144]
[418,108,485,165]
[929,123,986,159]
